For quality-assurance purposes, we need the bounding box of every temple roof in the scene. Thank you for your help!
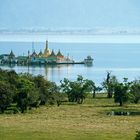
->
[38,50,43,56]
[57,50,64,57]
[31,50,37,57]
[9,50,15,57]
[48,50,56,58]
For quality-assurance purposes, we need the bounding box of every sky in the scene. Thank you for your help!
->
[0,0,140,29]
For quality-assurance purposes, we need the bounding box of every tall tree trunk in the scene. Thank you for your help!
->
[93,89,96,98]
[120,100,123,106]
[107,90,112,98]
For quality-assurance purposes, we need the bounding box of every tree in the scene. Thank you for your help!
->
[0,69,64,113]
[17,78,39,113]
[33,75,58,105]
[7,70,19,85]
[7,70,19,103]
[102,72,118,98]
[33,75,48,105]
[130,79,140,104]
[45,83,64,106]
[93,86,102,98]
[114,79,131,106]
[0,81,14,113]
[61,75,95,104]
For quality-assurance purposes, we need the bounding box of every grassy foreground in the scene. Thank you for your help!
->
[0,94,140,140]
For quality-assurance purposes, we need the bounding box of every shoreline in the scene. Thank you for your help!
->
[0,34,140,43]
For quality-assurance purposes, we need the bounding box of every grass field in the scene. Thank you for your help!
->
[0,94,140,140]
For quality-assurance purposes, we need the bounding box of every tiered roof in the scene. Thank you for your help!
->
[9,50,15,58]
[57,50,64,58]
[29,41,65,62]
[48,50,56,58]
[38,50,43,57]
[31,50,37,57]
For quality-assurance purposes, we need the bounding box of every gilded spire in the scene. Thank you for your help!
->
[46,40,48,49]
[43,40,51,57]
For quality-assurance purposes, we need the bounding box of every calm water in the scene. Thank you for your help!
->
[0,42,140,85]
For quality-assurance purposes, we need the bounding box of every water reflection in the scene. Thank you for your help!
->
[1,64,140,85]
[0,64,76,84]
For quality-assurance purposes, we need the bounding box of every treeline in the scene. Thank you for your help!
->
[0,69,140,114]
[0,69,63,113]
[61,71,140,106]
[102,72,140,106]
[0,68,96,113]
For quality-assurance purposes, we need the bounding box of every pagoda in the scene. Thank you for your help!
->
[38,50,43,58]
[56,49,65,61]
[43,41,51,57]
[31,50,37,58]
[9,50,15,59]
[8,50,16,64]
[47,50,57,62]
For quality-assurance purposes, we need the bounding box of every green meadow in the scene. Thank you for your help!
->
[0,94,140,140]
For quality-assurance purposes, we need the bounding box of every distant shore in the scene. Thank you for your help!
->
[0,33,140,43]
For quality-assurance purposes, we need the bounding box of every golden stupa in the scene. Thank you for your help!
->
[43,41,51,57]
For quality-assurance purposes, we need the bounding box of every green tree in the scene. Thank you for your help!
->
[102,72,118,98]
[61,75,95,104]
[114,79,131,106]
[0,69,19,103]
[46,82,61,105]
[93,86,102,98]
[33,75,48,105]
[17,78,39,113]
[33,75,61,105]
[130,80,140,104]
[0,81,14,113]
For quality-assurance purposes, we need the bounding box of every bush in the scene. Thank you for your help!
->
[60,75,95,104]
[0,69,62,113]
[0,81,14,113]
[135,131,140,140]
[16,78,39,113]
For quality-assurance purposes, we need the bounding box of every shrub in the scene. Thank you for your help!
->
[0,81,14,113]
[135,131,140,140]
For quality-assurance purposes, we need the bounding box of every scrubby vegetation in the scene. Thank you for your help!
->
[60,75,96,104]
[0,69,63,113]
[0,69,140,113]
[135,131,140,140]
[0,69,140,139]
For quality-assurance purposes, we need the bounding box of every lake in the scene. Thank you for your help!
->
[0,41,140,85]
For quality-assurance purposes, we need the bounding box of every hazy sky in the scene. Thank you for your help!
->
[0,0,140,29]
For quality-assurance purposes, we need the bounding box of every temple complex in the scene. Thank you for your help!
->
[0,40,92,65]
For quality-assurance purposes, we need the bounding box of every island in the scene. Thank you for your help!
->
[0,41,93,66]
